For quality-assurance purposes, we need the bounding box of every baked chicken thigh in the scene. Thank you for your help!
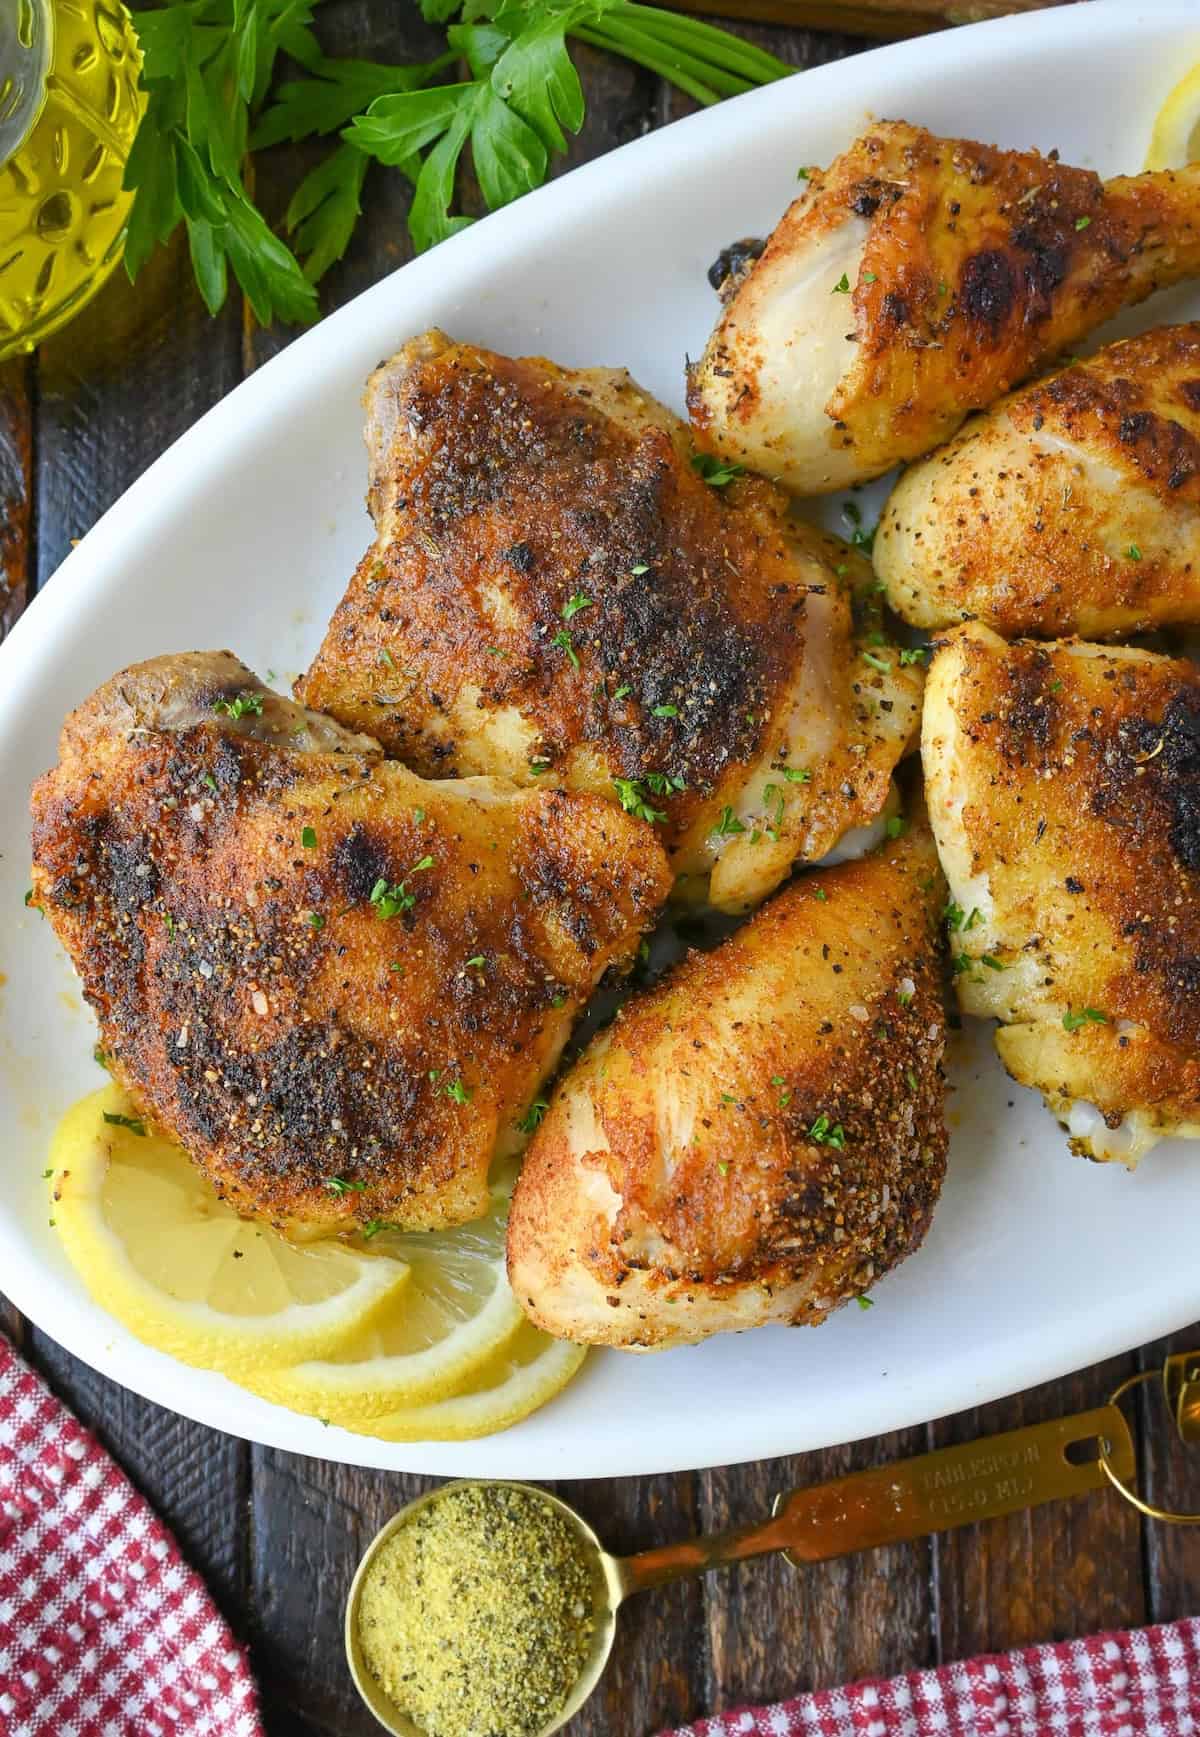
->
[689,122,1200,494]
[296,332,923,914]
[877,325,1200,638]
[507,818,947,1350]
[30,653,670,1236]
[923,623,1200,1166]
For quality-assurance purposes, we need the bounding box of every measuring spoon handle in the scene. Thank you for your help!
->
[615,1403,1135,1598]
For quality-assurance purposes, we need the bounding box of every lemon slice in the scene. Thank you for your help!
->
[49,1087,407,1375]
[343,1320,588,1442]
[1146,60,1200,168]
[242,1173,526,1424]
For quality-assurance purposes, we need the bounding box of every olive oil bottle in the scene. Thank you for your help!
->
[0,0,142,356]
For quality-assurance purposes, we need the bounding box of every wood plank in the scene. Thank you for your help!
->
[930,1355,1145,1662]
[1136,1326,1200,1626]
[0,1296,27,1351]
[700,1432,935,1710]
[249,1453,435,1733]
[0,356,32,637]
[557,1473,706,1735]
[33,229,241,586]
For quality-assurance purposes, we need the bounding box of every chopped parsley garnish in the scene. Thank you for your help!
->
[102,1111,146,1136]
[1063,1006,1109,1031]
[370,856,434,919]
[378,648,396,669]
[717,1161,729,1176]
[362,1220,400,1240]
[711,805,747,838]
[863,650,891,672]
[23,888,35,908]
[613,684,632,700]
[465,954,486,969]
[812,887,828,902]
[644,771,687,796]
[780,765,811,784]
[905,1067,919,1092]
[720,1092,736,1105]
[831,272,850,293]
[562,592,594,622]
[551,627,579,669]
[485,645,508,659]
[307,912,325,929]
[1075,214,1091,230]
[797,165,811,179]
[517,1099,549,1134]
[550,992,566,1008]
[762,783,785,838]
[212,691,264,719]
[301,826,317,849]
[841,499,878,554]
[613,777,668,824]
[163,911,177,938]
[945,902,983,932]
[885,816,907,839]
[1126,544,1142,561]
[857,1295,874,1311]
[631,563,650,576]
[691,451,745,488]
[93,1045,111,1071]
[203,772,219,794]
[951,952,973,976]
[444,1078,471,1105]
[897,987,913,1007]
[979,954,1005,972]
[652,704,679,718]
[808,1114,846,1148]
[862,271,877,284]
[325,1176,367,1195]
[899,646,928,665]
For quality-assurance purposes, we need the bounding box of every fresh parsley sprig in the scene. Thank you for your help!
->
[126,0,326,324]
[126,0,790,316]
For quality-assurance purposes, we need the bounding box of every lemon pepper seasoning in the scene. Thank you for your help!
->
[356,1484,596,1737]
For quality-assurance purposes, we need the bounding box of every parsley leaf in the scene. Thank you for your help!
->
[551,626,579,669]
[103,1111,147,1137]
[213,690,264,719]
[1063,1006,1109,1031]
[613,777,667,825]
[126,0,789,311]
[691,451,745,488]
[517,1098,549,1134]
[711,805,747,838]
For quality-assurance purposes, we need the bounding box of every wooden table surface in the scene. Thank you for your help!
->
[1,7,1197,1733]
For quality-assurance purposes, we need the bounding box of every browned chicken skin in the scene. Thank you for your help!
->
[297,331,922,914]
[689,122,1200,493]
[507,820,947,1349]
[878,325,1200,637]
[923,624,1200,1165]
[30,653,671,1236]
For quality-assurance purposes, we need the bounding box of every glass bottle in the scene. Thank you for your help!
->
[0,0,142,357]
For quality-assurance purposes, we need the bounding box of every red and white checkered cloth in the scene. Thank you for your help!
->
[661,1618,1200,1737]
[0,1335,262,1737]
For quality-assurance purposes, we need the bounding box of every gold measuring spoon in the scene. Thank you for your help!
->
[346,1394,1155,1737]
